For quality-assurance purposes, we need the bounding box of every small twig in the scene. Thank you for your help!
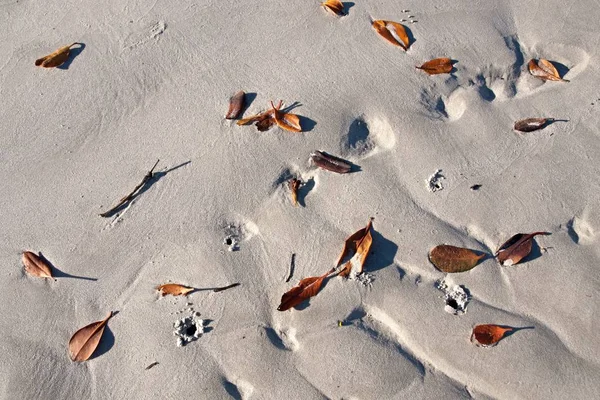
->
[286,253,296,282]
[145,361,159,370]
[213,283,240,292]
[99,159,160,217]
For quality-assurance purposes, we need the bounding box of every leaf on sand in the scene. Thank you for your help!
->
[278,271,329,311]
[514,118,550,133]
[310,150,352,173]
[471,324,514,347]
[496,232,551,266]
[416,58,453,75]
[69,312,114,362]
[35,43,77,68]
[22,251,53,279]
[336,219,374,278]
[321,0,345,16]
[271,101,302,132]
[372,20,410,50]
[156,283,195,296]
[225,90,245,119]
[528,59,569,82]
[289,178,301,206]
[428,245,486,273]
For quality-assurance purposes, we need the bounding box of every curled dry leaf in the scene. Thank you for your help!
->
[471,324,514,347]
[156,283,195,296]
[310,150,352,173]
[225,90,245,119]
[289,178,301,206]
[496,232,551,266]
[237,110,275,131]
[528,59,569,82]
[35,43,77,68]
[22,251,54,279]
[278,271,329,311]
[416,58,453,75]
[271,101,302,132]
[336,219,374,278]
[69,312,114,362]
[372,20,410,50]
[428,245,486,273]
[514,118,550,132]
[321,0,345,16]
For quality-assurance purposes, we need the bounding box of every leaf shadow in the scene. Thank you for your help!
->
[363,229,398,273]
[297,177,315,207]
[57,43,85,70]
[545,118,569,128]
[450,59,459,75]
[240,92,257,117]
[503,325,535,339]
[404,25,416,49]
[88,311,119,360]
[550,61,570,80]
[343,2,355,14]
[38,252,97,281]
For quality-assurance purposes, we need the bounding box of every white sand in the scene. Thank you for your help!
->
[1,0,599,398]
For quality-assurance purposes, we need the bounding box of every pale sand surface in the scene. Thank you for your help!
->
[1,1,600,399]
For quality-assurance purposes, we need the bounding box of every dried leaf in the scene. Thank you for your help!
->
[35,43,77,68]
[225,90,245,119]
[336,219,374,278]
[416,58,453,75]
[428,245,486,273]
[156,283,195,296]
[255,114,276,131]
[271,101,302,132]
[22,251,53,279]
[514,118,550,132]
[496,232,551,266]
[528,59,569,82]
[278,271,328,311]
[289,178,301,206]
[471,324,514,347]
[322,0,345,16]
[69,312,114,362]
[372,20,410,50]
[310,150,352,173]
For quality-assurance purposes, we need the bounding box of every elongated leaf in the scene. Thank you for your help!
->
[372,20,410,50]
[514,118,550,132]
[336,219,373,278]
[289,178,301,206]
[157,283,195,296]
[278,272,328,311]
[35,43,77,68]
[429,245,486,273]
[416,58,453,75]
[22,251,54,279]
[225,90,245,119]
[496,232,551,266]
[310,151,352,173]
[528,59,569,82]
[69,312,114,362]
[322,0,345,16]
[471,324,514,347]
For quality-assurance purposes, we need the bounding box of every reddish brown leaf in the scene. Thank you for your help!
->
[336,219,374,278]
[416,58,453,75]
[289,178,301,206]
[69,312,114,362]
[428,245,486,273]
[35,43,78,68]
[471,324,514,347]
[156,283,195,296]
[496,232,551,266]
[321,0,345,16]
[278,271,329,311]
[271,101,302,132]
[310,151,352,173]
[225,90,245,119]
[514,118,550,132]
[372,20,410,50]
[22,251,53,279]
[528,59,569,82]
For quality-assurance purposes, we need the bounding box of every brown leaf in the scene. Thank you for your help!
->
[310,150,352,173]
[156,283,195,296]
[416,58,453,75]
[514,118,550,132]
[336,219,374,278]
[471,324,514,347]
[372,20,410,50]
[496,232,551,266]
[22,251,53,279]
[278,271,329,311]
[69,312,114,362]
[528,59,569,82]
[428,245,486,273]
[225,90,245,119]
[35,43,77,68]
[321,0,345,16]
[271,101,302,132]
[289,178,301,206]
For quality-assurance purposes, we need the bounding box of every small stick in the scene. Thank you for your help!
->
[100,159,160,217]
[286,253,296,282]
[145,362,159,370]
[213,283,240,292]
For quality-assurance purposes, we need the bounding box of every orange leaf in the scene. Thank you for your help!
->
[69,312,114,361]
[471,324,514,347]
[278,271,328,311]
[22,251,53,279]
[336,219,374,278]
[372,20,410,50]
[528,59,569,82]
[416,58,453,75]
[513,118,550,132]
[428,245,486,273]
[271,101,302,132]
[321,0,345,16]
[496,232,551,266]
[289,178,301,206]
[225,90,245,119]
[35,43,78,68]
[157,283,195,296]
